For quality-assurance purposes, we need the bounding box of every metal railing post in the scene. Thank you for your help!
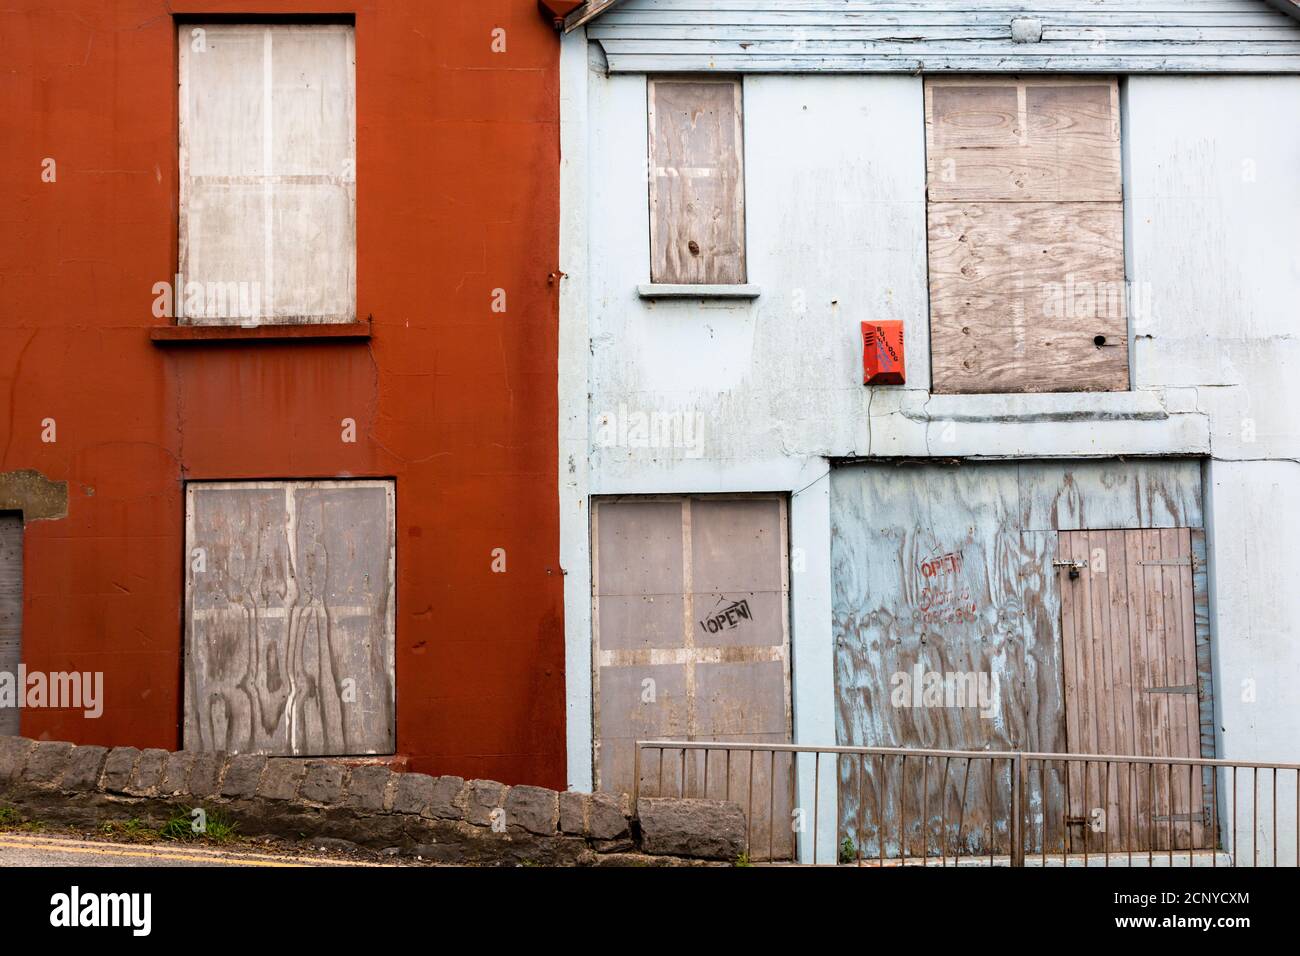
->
[630,740,1300,867]
[1011,753,1025,867]
[632,741,641,809]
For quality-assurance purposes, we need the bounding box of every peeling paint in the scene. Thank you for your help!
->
[0,470,69,523]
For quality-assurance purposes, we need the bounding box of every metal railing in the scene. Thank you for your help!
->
[633,740,1300,866]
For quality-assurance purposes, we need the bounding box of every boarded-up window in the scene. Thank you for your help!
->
[592,495,792,859]
[925,77,1128,393]
[184,481,394,755]
[178,24,356,325]
[0,514,21,736]
[648,78,746,285]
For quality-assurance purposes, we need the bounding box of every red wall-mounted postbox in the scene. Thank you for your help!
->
[862,321,905,385]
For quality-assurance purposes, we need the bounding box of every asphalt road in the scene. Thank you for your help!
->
[0,832,393,867]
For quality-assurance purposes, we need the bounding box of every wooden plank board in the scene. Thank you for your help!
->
[1105,529,1136,849]
[1160,528,1190,847]
[599,0,1295,13]
[591,0,1300,73]
[1086,530,1116,852]
[1190,529,1216,843]
[926,78,1121,203]
[928,201,1128,394]
[0,514,21,736]
[1124,529,1155,849]
[648,78,746,285]
[1059,531,1085,846]
[1061,527,1208,852]
[604,53,1300,73]
[593,24,1300,40]
[1141,530,1171,848]
[183,481,395,756]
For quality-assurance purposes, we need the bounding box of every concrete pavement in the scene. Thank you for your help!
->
[0,832,396,867]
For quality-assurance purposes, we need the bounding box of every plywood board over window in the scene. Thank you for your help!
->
[648,78,746,285]
[183,481,395,756]
[925,77,1129,393]
[178,24,356,325]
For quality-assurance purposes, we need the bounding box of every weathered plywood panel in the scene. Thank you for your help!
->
[928,201,1129,394]
[0,514,21,736]
[183,481,395,756]
[832,459,1206,857]
[590,0,1300,73]
[592,495,792,858]
[832,461,1030,856]
[924,76,1127,395]
[594,499,685,650]
[648,78,746,285]
[179,24,356,325]
[1018,458,1204,531]
[926,79,1121,203]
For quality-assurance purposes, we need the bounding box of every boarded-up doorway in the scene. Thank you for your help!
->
[831,458,1212,859]
[1059,528,1213,851]
[592,495,793,858]
[0,514,21,736]
[184,481,396,756]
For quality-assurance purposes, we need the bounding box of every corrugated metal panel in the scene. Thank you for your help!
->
[183,481,395,756]
[589,0,1300,73]
[0,515,21,736]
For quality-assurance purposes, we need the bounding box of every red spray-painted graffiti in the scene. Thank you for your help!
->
[913,549,977,624]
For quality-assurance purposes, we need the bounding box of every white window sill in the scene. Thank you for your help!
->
[637,284,761,300]
[914,389,1170,423]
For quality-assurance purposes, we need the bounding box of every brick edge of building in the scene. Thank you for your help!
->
[0,737,747,866]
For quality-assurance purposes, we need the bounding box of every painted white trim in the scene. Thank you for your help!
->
[788,458,837,865]
[559,29,595,791]
[637,284,761,299]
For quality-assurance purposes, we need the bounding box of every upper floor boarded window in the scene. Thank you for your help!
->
[648,77,746,286]
[177,23,356,326]
[924,77,1128,394]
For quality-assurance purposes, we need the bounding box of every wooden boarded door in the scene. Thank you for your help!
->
[593,495,792,859]
[0,514,21,735]
[184,481,396,756]
[1059,528,1212,852]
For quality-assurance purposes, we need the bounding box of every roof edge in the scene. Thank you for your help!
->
[1264,0,1300,23]
[567,0,1300,33]
[564,0,625,34]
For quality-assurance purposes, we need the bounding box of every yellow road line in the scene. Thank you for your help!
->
[0,834,386,867]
